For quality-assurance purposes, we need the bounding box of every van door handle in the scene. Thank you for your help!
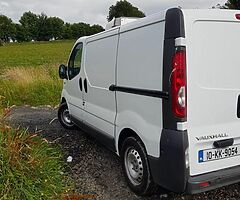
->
[84,78,88,93]
[213,138,234,149]
[79,78,83,91]
[237,95,240,118]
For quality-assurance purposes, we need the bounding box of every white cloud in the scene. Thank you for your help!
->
[0,0,226,26]
[0,1,9,7]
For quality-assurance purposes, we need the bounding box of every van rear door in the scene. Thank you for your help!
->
[185,10,240,176]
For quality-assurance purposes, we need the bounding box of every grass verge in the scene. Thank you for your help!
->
[0,40,73,109]
[0,41,75,199]
[0,66,62,108]
[0,113,66,200]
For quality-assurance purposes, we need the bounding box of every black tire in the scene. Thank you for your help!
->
[58,102,76,130]
[120,136,158,196]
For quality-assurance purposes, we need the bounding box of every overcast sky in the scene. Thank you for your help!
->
[0,0,226,27]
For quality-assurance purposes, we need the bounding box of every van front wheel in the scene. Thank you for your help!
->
[58,102,76,130]
[121,137,157,196]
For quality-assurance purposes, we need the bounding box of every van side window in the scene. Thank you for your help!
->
[68,43,83,80]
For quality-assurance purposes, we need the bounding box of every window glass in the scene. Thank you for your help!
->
[68,43,83,80]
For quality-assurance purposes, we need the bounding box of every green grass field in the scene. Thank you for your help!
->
[0,40,74,111]
[0,40,74,69]
[0,41,75,199]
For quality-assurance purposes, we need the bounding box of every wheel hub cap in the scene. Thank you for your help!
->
[124,148,144,186]
[62,109,72,124]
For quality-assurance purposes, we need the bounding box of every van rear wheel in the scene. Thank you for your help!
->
[58,102,76,130]
[121,136,157,196]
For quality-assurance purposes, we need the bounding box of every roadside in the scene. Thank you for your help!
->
[7,106,240,200]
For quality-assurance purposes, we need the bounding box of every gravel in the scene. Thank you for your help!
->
[6,106,240,200]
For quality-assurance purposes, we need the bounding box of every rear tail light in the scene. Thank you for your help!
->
[171,49,187,118]
[236,14,240,20]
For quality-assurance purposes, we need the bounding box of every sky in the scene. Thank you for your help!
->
[0,0,226,27]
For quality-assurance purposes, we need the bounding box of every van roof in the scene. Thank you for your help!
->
[76,8,240,43]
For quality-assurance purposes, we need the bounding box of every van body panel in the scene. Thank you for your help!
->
[83,28,119,140]
[119,11,165,34]
[116,21,165,157]
[64,40,85,121]
[87,27,119,42]
[183,10,240,176]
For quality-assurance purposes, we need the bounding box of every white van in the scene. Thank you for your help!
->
[58,8,240,195]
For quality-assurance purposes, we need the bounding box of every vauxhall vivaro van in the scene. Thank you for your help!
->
[58,8,240,195]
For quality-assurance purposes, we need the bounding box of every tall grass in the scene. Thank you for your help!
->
[0,114,66,200]
[0,66,62,108]
[0,41,74,109]
[0,41,73,199]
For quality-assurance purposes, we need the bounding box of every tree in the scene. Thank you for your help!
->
[0,15,16,42]
[47,17,64,39]
[90,24,105,35]
[19,12,39,41]
[107,0,145,22]
[15,24,27,42]
[37,13,51,41]
[70,23,90,39]
[225,0,240,9]
[62,23,73,39]
[0,12,105,42]
[61,23,104,39]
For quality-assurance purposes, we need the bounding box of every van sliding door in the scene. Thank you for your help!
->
[82,28,119,145]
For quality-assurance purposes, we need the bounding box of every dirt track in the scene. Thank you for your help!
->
[7,106,240,200]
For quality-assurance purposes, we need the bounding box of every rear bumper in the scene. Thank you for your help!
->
[186,165,240,194]
[148,128,240,194]
[148,129,189,193]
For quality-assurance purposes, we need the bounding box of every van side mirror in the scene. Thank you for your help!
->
[59,64,67,79]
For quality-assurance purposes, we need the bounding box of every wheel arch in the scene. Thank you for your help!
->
[60,97,67,104]
[118,128,146,156]
[117,128,158,195]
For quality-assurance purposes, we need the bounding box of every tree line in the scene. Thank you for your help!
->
[0,0,146,43]
[1,0,238,43]
[0,12,105,43]
[223,0,240,8]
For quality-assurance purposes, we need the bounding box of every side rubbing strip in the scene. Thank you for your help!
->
[109,84,169,99]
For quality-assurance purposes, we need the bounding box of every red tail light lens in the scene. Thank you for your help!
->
[236,14,240,20]
[172,49,187,118]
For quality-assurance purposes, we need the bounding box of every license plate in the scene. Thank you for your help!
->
[198,144,240,163]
